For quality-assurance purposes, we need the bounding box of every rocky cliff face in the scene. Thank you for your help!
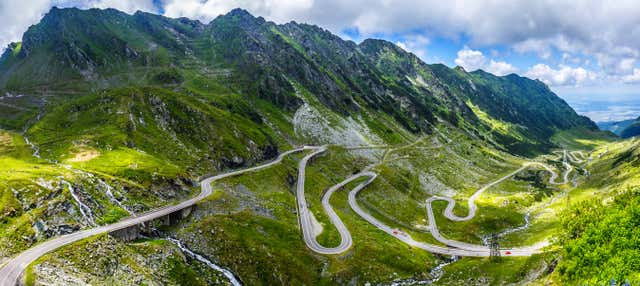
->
[0,7,620,286]
[0,7,597,155]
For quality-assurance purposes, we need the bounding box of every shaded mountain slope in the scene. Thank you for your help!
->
[0,6,622,286]
[0,7,598,156]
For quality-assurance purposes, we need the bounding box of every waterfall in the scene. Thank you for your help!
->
[62,180,96,226]
[96,178,135,216]
[23,136,41,158]
[22,97,46,159]
[62,165,135,216]
[166,238,242,286]
[388,256,459,285]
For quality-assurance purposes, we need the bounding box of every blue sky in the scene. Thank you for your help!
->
[2,0,640,122]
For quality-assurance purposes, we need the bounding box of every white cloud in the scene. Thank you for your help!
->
[162,0,233,21]
[162,0,313,23]
[0,0,157,53]
[454,48,517,76]
[395,35,430,60]
[618,58,636,73]
[84,0,156,14]
[560,53,584,65]
[486,60,518,76]
[0,0,51,51]
[623,68,640,84]
[576,105,640,122]
[596,51,640,75]
[513,38,552,59]
[525,64,597,87]
[454,48,485,71]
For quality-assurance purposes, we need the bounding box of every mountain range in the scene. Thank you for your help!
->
[0,7,598,156]
[598,117,640,138]
[0,7,635,286]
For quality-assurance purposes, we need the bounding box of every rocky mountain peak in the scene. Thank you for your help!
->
[213,8,266,27]
[0,6,598,155]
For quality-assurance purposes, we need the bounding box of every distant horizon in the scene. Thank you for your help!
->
[568,99,640,123]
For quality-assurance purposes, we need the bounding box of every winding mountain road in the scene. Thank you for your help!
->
[424,158,573,254]
[294,146,353,255]
[0,146,315,286]
[567,150,589,163]
[346,171,495,256]
[314,149,576,257]
[0,143,582,285]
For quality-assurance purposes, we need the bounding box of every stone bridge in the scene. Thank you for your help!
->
[108,206,195,242]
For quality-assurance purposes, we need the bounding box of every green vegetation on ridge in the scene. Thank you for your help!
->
[0,6,628,286]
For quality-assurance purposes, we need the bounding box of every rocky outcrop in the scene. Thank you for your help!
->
[1,7,598,155]
[30,235,232,285]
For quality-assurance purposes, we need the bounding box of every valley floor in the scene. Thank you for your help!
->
[2,125,623,285]
[2,6,633,285]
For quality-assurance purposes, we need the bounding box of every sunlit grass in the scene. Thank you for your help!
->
[71,147,182,183]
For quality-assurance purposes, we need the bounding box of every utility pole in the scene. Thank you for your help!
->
[489,233,501,261]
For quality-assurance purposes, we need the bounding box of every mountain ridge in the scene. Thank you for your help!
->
[2,7,599,156]
[598,116,640,138]
[0,6,629,286]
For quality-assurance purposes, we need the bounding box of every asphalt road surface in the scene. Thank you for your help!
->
[0,146,313,286]
[424,158,573,255]
[1,145,581,285]
[329,150,576,257]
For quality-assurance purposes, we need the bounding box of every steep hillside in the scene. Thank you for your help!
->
[360,40,597,154]
[0,6,618,286]
[618,117,640,138]
[598,118,636,135]
[597,116,640,138]
[546,138,640,284]
[0,7,597,155]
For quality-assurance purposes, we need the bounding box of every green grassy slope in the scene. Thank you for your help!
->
[1,7,599,155]
[24,235,232,285]
[531,138,640,284]
[0,6,620,286]
[25,123,599,285]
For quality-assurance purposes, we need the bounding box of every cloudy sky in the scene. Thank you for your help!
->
[2,0,640,121]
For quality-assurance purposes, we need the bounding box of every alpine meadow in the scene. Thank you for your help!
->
[0,3,638,285]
